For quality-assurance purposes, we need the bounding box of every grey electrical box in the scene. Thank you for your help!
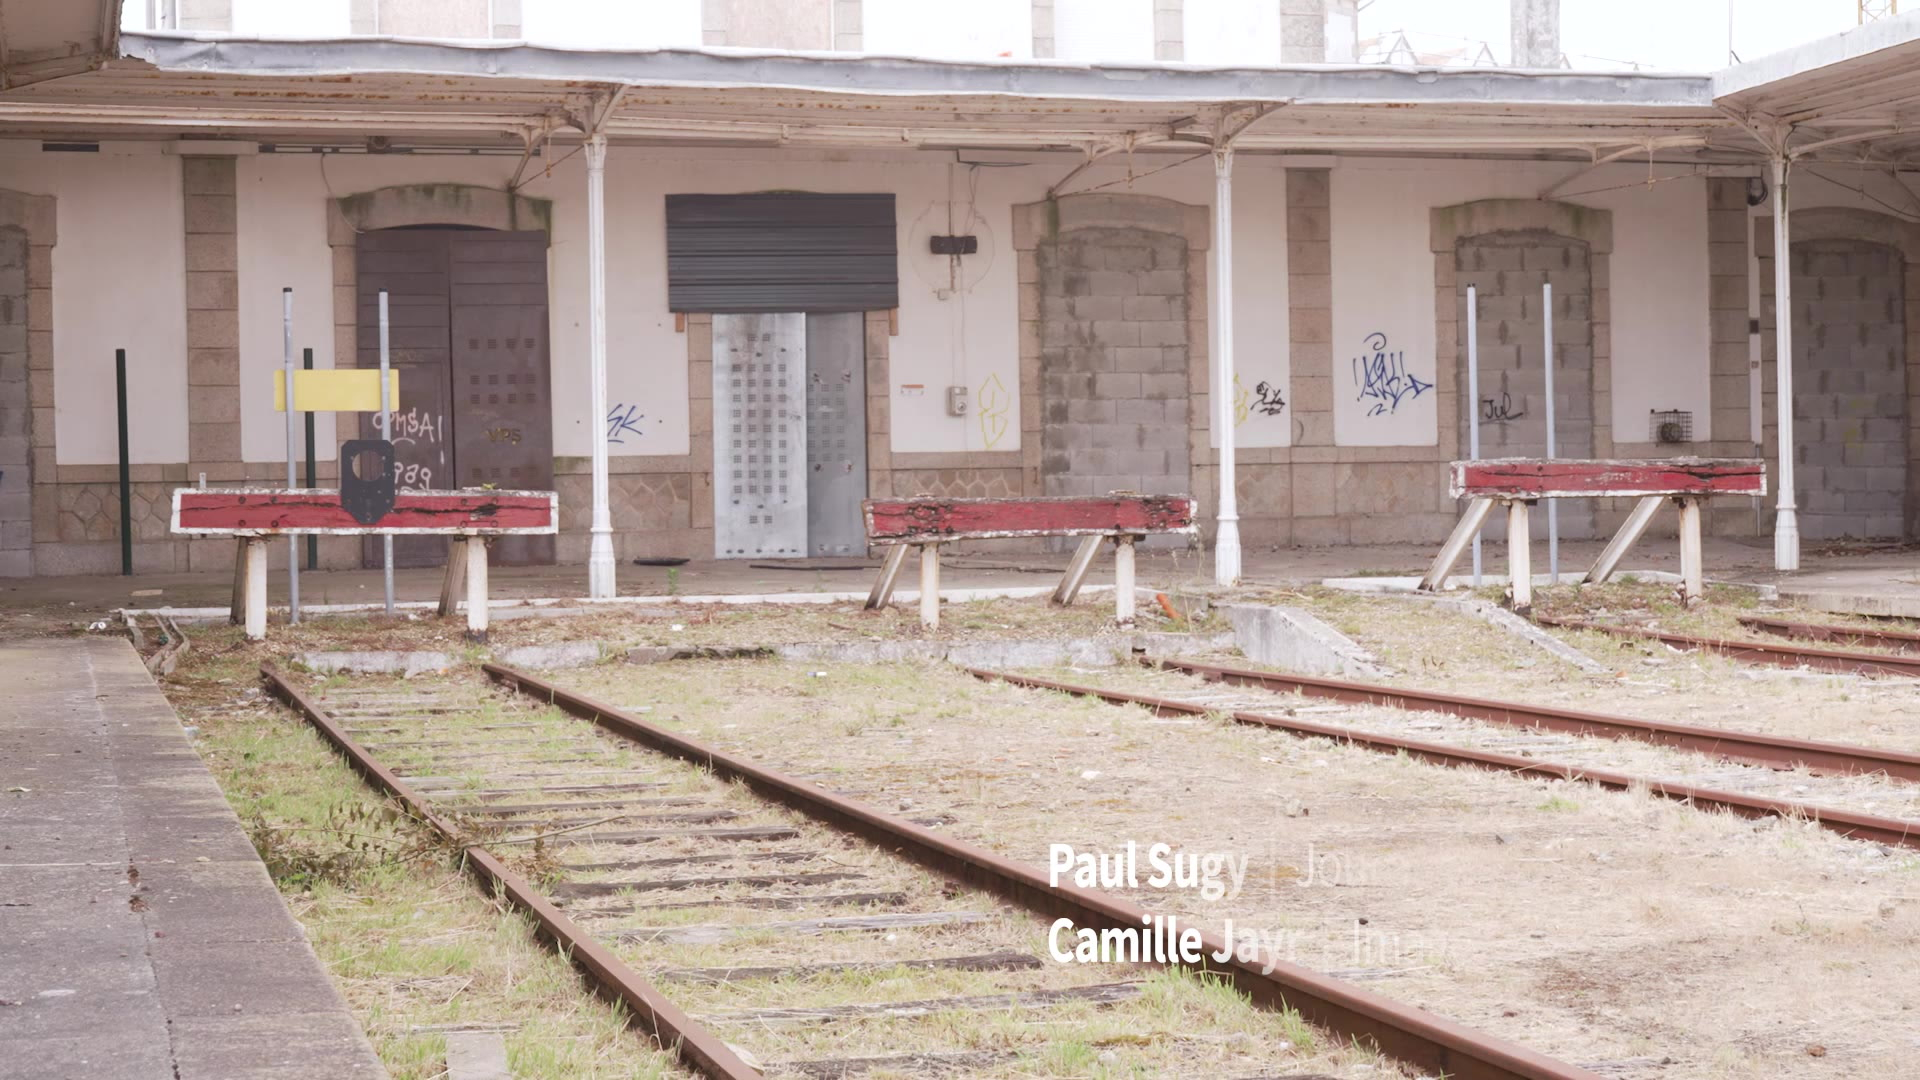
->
[947,385,969,416]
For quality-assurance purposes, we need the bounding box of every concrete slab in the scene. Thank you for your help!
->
[0,636,386,1079]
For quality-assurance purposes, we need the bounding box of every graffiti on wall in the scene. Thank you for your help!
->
[1231,373,1286,429]
[976,372,1010,449]
[1351,332,1431,417]
[1479,392,1526,424]
[607,404,647,445]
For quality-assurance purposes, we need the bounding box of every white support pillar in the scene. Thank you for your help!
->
[585,133,617,598]
[1211,146,1241,586]
[1770,154,1799,572]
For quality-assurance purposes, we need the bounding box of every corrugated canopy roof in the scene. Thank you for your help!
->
[0,0,118,89]
[1715,11,1920,163]
[0,19,1914,166]
[0,31,1737,160]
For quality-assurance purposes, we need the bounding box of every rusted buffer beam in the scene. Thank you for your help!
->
[483,662,1602,1080]
[258,664,765,1080]
[968,668,1920,853]
[1154,657,1920,782]
[1738,615,1920,654]
[1536,616,1920,678]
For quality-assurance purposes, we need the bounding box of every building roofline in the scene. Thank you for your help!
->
[117,31,1717,110]
[1713,10,1920,102]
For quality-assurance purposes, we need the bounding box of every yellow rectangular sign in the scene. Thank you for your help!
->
[273,369,401,413]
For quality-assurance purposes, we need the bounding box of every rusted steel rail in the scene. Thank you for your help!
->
[967,668,1920,853]
[1738,615,1920,654]
[1152,656,1920,782]
[259,664,766,1080]
[483,662,1604,1080]
[1535,616,1920,678]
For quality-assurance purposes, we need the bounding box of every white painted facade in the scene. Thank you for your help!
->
[1331,157,1714,447]
[208,145,1297,468]
[3,141,1780,473]
[0,141,188,466]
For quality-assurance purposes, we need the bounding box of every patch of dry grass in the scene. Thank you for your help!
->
[160,644,689,1080]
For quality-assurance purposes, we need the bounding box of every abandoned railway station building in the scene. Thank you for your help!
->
[4,0,1920,587]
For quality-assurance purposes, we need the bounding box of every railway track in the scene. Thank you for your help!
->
[1534,615,1920,678]
[1737,614,1920,654]
[966,662,1920,853]
[262,661,1608,1080]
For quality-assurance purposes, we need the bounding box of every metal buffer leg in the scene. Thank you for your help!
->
[1583,494,1664,586]
[438,538,470,618]
[865,544,910,611]
[229,537,249,626]
[1506,499,1533,613]
[464,537,491,642]
[1053,535,1104,607]
[918,542,942,629]
[1418,497,1496,592]
[1113,534,1137,627]
[239,537,269,641]
[1674,496,1704,607]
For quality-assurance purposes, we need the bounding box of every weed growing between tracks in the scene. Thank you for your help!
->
[159,627,688,1080]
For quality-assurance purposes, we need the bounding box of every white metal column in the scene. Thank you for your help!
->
[585,133,616,598]
[1211,147,1241,586]
[1770,155,1799,572]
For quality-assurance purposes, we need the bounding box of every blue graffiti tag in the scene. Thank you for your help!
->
[607,404,645,444]
[1352,332,1432,417]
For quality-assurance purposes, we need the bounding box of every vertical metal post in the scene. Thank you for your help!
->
[1211,146,1241,586]
[303,347,317,570]
[378,290,396,615]
[1543,280,1558,581]
[1770,154,1800,571]
[115,348,132,576]
[1466,285,1481,587]
[586,132,617,599]
[283,288,300,624]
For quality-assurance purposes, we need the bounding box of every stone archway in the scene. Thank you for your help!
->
[1759,207,1920,539]
[1012,193,1209,545]
[327,185,557,566]
[326,184,552,371]
[0,188,55,578]
[1432,199,1613,539]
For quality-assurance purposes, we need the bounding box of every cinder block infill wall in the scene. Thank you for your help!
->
[1756,205,1920,541]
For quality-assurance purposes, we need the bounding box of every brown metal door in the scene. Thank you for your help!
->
[356,230,455,568]
[449,231,555,566]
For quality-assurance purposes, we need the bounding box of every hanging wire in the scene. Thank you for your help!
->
[1801,164,1920,224]
[1054,151,1211,199]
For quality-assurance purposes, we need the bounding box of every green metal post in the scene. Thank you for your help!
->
[303,347,317,569]
[116,348,131,576]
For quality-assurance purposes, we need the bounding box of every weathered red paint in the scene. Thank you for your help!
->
[863,494,1196,545]
[173,488,557,535]
[1449,458,1766,500]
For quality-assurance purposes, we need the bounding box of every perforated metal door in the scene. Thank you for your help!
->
[805,313,867,556]
[713,313,807,557]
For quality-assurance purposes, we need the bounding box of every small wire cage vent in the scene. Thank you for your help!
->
[1650,409,1694,444]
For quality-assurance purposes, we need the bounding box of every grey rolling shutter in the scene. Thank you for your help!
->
[666,193,898,313]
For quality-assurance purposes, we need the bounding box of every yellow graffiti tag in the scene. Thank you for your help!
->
[977,372,1011,449]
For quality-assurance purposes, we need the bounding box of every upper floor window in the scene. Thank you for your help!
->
[1053,0,1155,63]
[863,0,1033,60]
[1184,0,1283,66]
[523,0,702,49]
